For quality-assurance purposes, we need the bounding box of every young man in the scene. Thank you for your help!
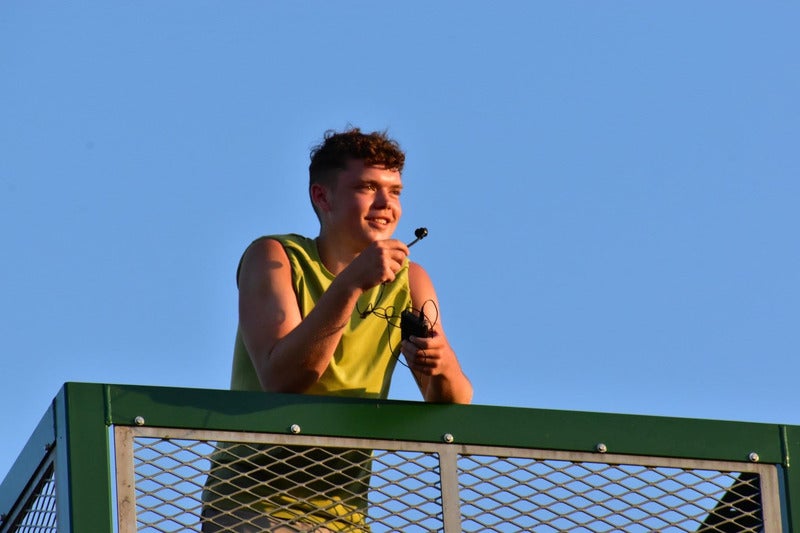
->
[203,128,472,531]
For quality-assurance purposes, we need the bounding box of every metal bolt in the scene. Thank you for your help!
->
[749,452,760,463]
[596,443,608,453]
[134,416,145,426]
[1,513,7,523]
[290,424,302,434]
[442,433,454,443]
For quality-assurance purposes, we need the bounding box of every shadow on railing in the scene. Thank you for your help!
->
[1,383,798,532]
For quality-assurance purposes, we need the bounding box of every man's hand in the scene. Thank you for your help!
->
[339,239,409,292]
[401,331,456,377]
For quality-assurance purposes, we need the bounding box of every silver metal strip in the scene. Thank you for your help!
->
[449,442,767,474]
[438,445,462,532]
[760,463,784,533]
[113,426,137,533]
[127,425,451,454]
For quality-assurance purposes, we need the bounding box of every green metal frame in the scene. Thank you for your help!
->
[0,405,55,529]
[2,381,799,532]
[54,383,115,532]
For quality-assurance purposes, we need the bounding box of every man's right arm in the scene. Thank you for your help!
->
[236,238,408,393]
[237,238,361,393]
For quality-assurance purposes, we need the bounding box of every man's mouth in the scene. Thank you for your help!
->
[366,217,391,226]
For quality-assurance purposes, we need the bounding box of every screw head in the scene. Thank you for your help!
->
[442,433,455,443]
[749,452,760,463]
[596,443,608,453]
[289,424,302,434]
[134,416,145,426]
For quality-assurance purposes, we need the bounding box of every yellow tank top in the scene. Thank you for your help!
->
[204,235,413,530]
[230,233,411,399]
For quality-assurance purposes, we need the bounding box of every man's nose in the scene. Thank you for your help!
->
[373,188,391,207]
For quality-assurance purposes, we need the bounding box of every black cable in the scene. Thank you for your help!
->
[355,282,385,319]
[359,298,439,369]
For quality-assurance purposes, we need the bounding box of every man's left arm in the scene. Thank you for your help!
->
[402,262,473,404]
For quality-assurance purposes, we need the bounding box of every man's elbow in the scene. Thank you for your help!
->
[425,379,473,404]
[258,361,322,394]
[449,386,474,405]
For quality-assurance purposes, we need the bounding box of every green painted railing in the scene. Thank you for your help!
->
[1,382,798,532]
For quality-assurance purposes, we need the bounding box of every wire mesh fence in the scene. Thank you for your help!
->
[113,427,776,533]
[3,458,58,533]
[457,454,762,532]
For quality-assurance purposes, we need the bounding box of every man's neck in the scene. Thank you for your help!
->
[315,232,361,276]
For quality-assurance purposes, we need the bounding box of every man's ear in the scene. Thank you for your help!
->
[310,182,331,213]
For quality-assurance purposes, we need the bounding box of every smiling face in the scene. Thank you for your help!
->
[312,159,403,251]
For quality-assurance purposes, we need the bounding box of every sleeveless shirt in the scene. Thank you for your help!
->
[229,233,411,399]
[203,234,412,530]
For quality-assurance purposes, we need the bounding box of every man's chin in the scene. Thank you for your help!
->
[364,226,396,241]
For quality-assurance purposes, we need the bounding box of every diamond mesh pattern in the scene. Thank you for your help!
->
[131,436,443,532]
[123,430,769,532]
[458,455,762,532]
[9,462,57,533]
[133,438,215,532]
[368,450,443,532]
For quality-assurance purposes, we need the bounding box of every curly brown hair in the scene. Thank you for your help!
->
[308,127,406,188]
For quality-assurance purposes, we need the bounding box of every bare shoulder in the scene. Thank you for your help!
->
[237,236,300,340]
[408,261,438,307]
[237,237,290,287]
[408,261,432,287]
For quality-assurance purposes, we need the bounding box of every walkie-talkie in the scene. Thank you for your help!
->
[401,309,429,341]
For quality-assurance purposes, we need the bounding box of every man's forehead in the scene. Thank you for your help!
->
[341,160,402,181]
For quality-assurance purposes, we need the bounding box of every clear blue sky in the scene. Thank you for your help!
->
[2,2,798,481]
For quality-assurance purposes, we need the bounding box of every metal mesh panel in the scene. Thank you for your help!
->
[367,450,443,532]
[457,455,762,532]
[7,462,57,533]
[132,437,214,532]
[128,435,443,532]
[119,428,774,533]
